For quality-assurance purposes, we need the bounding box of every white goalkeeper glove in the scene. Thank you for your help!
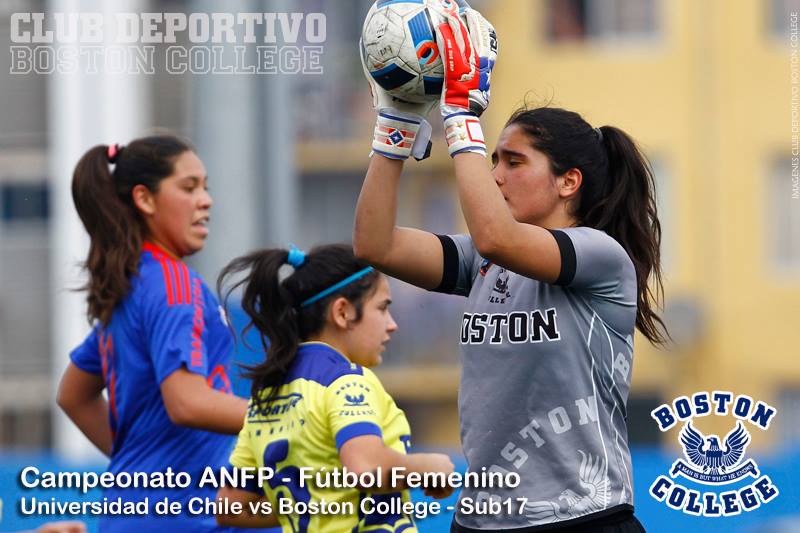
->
[360,38,436,161]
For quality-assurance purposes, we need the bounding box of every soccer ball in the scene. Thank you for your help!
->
[361,0,448,104]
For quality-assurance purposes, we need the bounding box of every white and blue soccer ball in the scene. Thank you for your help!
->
[361,0,451,104]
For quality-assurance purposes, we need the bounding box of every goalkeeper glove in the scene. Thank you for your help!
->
[434,6,497,157]
[360,39,436,161]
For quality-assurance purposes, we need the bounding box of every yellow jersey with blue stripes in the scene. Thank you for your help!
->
[229,342,417,533]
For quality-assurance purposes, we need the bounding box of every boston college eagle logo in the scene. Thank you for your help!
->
[676,422,752,483]
[649,391,779,517]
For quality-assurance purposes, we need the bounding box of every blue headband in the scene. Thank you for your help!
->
[300,267,375,308]
[286,245,306,268]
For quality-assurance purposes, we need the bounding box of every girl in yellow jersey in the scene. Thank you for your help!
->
[215,244,454,532]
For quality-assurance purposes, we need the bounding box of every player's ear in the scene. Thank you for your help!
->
[558,168,582,199]
[132,183,157,216]
[329,297,356,330]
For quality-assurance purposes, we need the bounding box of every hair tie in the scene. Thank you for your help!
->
[107,143,123,163]
[286,245,306,268]
[594,127,604,142]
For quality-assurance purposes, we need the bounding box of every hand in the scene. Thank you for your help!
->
[420,452,455,499]
[465,8,498,115]
[434,5,497,117]
[432,5,497,156]
[424,485,455,499]
[360,39,435,160]
[425,452,455,474]
[36,521,87,533]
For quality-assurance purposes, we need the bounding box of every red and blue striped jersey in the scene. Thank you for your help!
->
[70,241,237,531]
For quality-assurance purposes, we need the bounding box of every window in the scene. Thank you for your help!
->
[546,0,660,43]
[294,0,375,141]
[0,181,51,381]
[0,405,51,449]
[768,158,800,270]
[1,182,49,222]
[0,7,47,147]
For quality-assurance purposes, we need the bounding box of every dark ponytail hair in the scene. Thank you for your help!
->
[218,244,381,408]
[72,135,193,325]
[507,107,668,345]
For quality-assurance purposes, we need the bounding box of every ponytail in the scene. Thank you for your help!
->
[71,135,192,325]
[588,126,667,345]
[72,145,142,326]
[507,107,668,345]
[218,249,300,408]
[218,244,380,409]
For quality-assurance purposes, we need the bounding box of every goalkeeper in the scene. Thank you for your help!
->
[354,4,665,532]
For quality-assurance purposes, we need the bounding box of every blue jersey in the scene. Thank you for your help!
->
[71,242,237,532]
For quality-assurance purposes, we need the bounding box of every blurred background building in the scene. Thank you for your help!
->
[0,0,798,531]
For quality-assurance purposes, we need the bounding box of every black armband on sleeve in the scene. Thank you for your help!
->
[548,229,577,286]
[432,234,459,293]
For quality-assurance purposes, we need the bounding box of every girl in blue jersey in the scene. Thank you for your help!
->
[57,136,249,532]
[214,244,455,531]
[354,6,664,533]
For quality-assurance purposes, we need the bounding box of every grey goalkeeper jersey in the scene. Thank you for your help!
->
[436,227,638,531]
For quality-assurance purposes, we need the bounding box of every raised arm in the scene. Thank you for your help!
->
[353,155,444,290]
[433,7,564,282]
[353,34,449,290]
[452,152,562,283]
